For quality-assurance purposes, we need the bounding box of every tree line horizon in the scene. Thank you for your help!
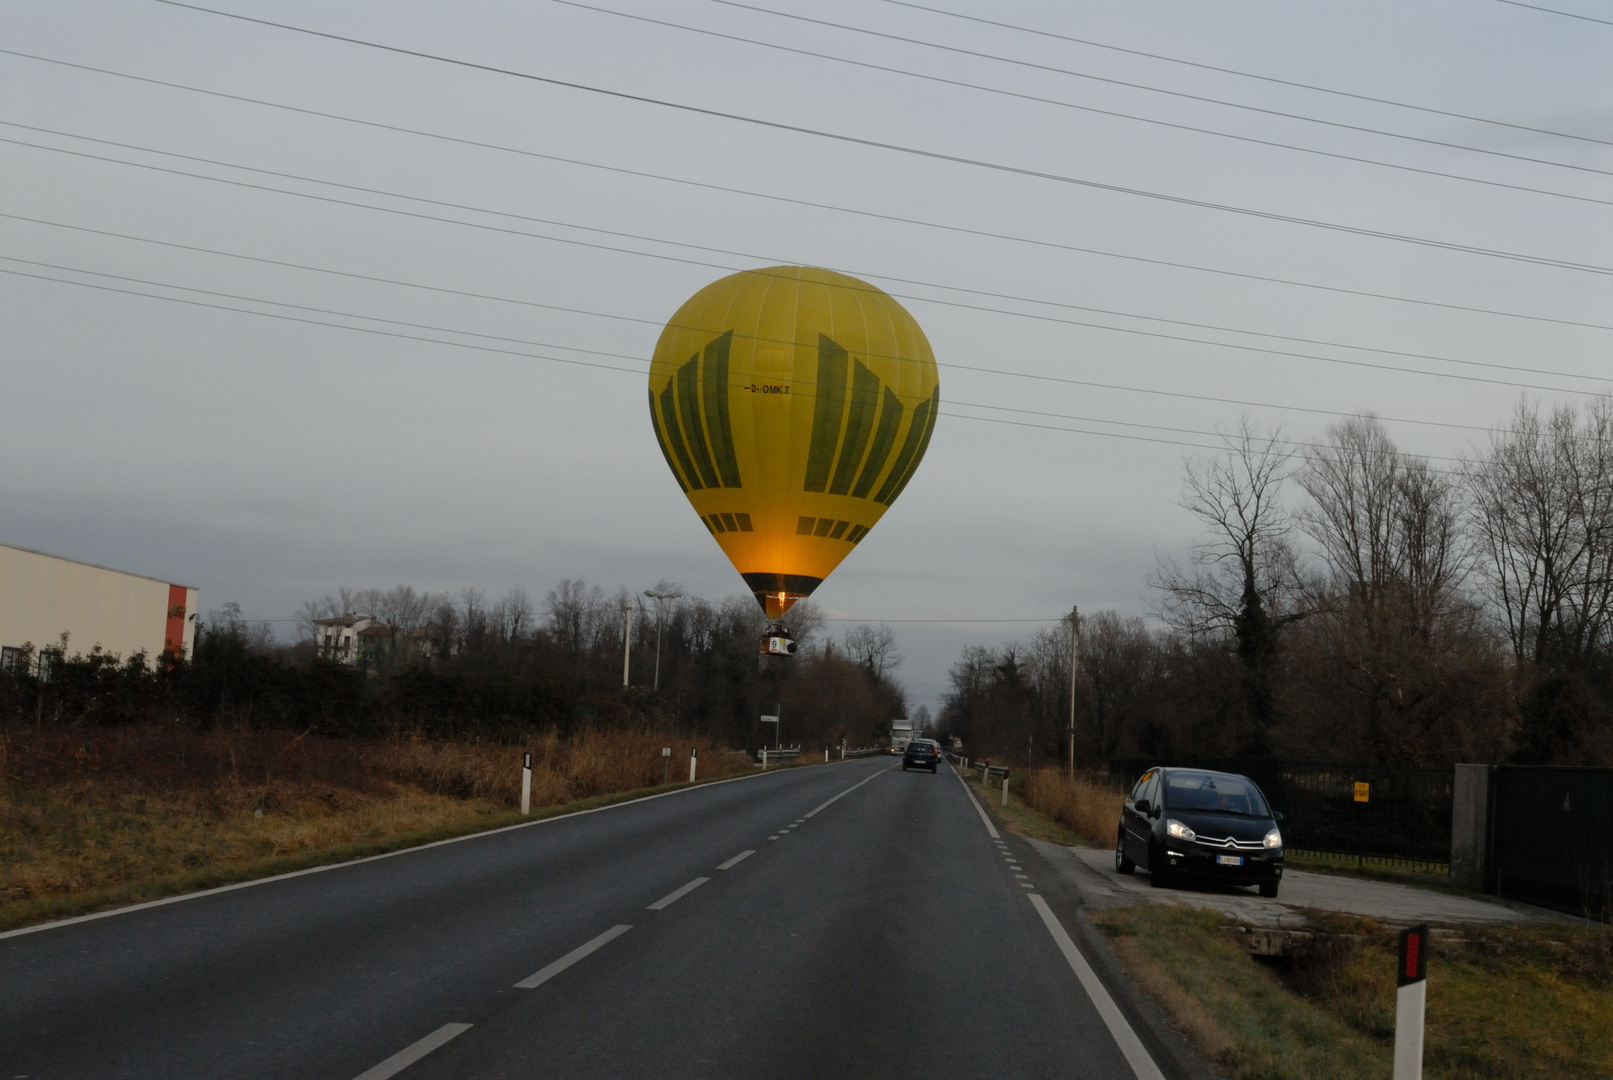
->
[6,395,1611,770]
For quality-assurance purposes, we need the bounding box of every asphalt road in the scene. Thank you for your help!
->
[2,758,1173,1079]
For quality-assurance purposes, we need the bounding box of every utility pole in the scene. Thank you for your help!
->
[644,586,682,691]
[621,600,634,688]
[1068,605,1080,782]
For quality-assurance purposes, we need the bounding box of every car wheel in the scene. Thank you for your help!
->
[1115,830,1136,875]
[929,764,938,773]
[1258,881,1279,899]
[1148,843,1172,888]
[901,762,908,771]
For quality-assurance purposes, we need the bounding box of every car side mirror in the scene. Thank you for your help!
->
[1134,799,1150,815]
[1273,811,1285,822]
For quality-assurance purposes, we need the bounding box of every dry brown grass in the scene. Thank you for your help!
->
[0,724,751,928]
[1020,768,1125,847]
[1106,931,1239,1064]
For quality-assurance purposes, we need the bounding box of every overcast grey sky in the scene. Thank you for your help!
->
[3,0,1610,713]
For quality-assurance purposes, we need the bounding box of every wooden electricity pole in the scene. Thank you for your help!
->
[1068,605,1080,781]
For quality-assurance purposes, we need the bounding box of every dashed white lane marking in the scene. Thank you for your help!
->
[4,758,806,943]
[648,877,710,910]
[351,1022,473,1080]
[515,924,633,989]
[716,850,755,870]
[1021,882,1036,888]
[951,763,1000,839]
[803,767,888,818]
[1027,895,1167,1080]
[768,835,780,841]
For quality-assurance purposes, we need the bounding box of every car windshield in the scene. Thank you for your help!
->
[1164,772,1268,816]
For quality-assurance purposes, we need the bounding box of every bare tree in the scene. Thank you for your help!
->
[783,600,824,648]
[1300,415,1467,636]
[1153,418,1304,750]
[1295,417,1479,760]
[843,623,902,679]
[493,588,535,643]
[1079,611,1159,759]
[1464,398,1613,759]
[1467,398,1613,670]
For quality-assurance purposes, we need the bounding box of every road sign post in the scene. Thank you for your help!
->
[520,751,532,816]
[760,712,780,750]
[1394,924,1429,1080]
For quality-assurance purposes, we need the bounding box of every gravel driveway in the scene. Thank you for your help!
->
[1030,840,1577,927]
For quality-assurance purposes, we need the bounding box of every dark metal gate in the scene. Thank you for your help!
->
[1109,757,1453,868]
[1493,766,1613,917]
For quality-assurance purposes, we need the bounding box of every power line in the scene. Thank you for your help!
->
[881,0,1613,148]
[7,212,1577,430]
[4,130,1608,393]
[548,0,1613,207]
[7,48,1607,333]
[0,253,1463,426]
[691,0,1613,177]
[0,262,1525,471]
[1493,0,1613,27]
[8,243,1496,460]
[144,1,1613,275]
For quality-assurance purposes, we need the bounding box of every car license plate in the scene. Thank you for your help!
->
[1217,855,1244,867]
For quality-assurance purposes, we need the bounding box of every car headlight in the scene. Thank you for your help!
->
[1264,827,1283,849]
[1165,819,1196,842]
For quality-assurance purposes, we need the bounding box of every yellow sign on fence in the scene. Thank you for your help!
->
[1354,781,1371,803]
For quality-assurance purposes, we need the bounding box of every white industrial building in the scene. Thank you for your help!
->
[313,613,390,665]
[0,542,198,671]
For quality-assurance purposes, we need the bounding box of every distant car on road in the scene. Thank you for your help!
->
[902,739,940,773]
[1115,766,1284,898]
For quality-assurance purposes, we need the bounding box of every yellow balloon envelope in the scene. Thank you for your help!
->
[648,266,940,619]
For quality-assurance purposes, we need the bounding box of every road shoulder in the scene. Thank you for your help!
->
[1011,835,1221,1080]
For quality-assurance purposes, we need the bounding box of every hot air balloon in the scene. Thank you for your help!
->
[647,266,940,653]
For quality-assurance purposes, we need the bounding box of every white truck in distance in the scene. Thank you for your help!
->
[889,719,914,755]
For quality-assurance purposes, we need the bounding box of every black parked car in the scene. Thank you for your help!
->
[902,739,940,773]
[1115,766,1284,898]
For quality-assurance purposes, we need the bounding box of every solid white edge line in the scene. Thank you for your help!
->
[949,760,1000,839]
[716,850,755,870]
[351,1021,473,1080]
[802,765,888,818]
[1028,894,1167,1080]
[647,876,710,911]
[0,755,873,942]
[514,924,633,989]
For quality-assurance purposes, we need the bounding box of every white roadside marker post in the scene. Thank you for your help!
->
[825,747,829,763]
[1394,924,1430,1080]
[662,746,671,785]
[689,746,698,783]
[520,751,532,816]
[1001,774,1009,807]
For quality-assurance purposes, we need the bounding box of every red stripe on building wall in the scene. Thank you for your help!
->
[165,584,188,656]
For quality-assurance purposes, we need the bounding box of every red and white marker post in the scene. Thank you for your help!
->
[1394,924,1430,1080]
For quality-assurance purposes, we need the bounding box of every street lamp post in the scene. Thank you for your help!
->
[643,586,683,692]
